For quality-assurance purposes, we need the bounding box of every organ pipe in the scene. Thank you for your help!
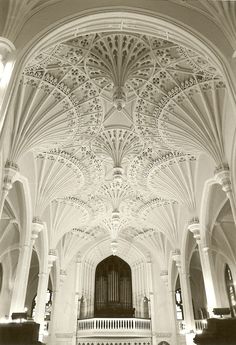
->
[94,255,133,317]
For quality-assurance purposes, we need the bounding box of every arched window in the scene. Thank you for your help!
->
[94,255,133,317]
[175,275,184,320]
[225,264,236,317]
[175,288,184,320]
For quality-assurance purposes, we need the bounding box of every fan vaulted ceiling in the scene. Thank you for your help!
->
[10,31,225,261]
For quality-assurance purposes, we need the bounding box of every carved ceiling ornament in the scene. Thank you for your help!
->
[19,30,225,256]
[146,152,198,212]
[46,199,91,248]
[134,42,225,165]
[91,128,144,184]
[140,200,188,249]
[84,33,155,106]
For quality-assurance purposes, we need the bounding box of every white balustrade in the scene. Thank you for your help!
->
[77,318,151,337]
[177,319,207,334]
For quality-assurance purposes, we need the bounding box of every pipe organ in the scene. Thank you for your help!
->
[94,256,133,317]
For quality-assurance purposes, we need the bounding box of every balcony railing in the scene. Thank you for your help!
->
[177,319,208,334]
[77,318,151,337]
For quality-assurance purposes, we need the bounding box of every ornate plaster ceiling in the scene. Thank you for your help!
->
[10,31,226,263]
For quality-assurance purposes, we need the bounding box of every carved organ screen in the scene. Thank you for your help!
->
[94,256,133,317]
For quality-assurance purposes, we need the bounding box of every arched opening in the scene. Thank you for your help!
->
[94,255,133,317]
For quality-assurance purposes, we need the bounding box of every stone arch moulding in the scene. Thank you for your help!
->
[1,7,236,139]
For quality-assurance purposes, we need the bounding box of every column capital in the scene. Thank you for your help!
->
[181,271,191,278]
[214,164,232,193]
[172,249,181,268]
[59,269,67,283]
[48,249,57,268]
[76,252,82,263]
[0,38,15,58]
[20,242,30,250]
[32,218,44,241]
[0,38,15,81]
[188,220,201,242]
[160,270,168,286]
[3,160,19,193]
[202,246,212,253]
[146,253,152,263]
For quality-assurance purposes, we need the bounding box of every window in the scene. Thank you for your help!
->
[175,288,184,320]
[225,264,236,317]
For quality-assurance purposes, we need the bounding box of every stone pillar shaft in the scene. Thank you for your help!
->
[200,245,221,314]
[9,221,43,316]
[10,242,33,315]
[172,251,195,332]
[189,223,221,315]
[178,268,195,332]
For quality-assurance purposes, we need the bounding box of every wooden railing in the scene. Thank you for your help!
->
[77,318,151,337]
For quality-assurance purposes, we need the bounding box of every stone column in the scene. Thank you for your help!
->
[215,165,236,225]
[146,255,157,345]
[72,255,82,345]
[189,222,221,316]
[48,269,67,345]
[34,251,57,341]
[10,221,43,315]
[160,270,178,344]
[172,250,195,333]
